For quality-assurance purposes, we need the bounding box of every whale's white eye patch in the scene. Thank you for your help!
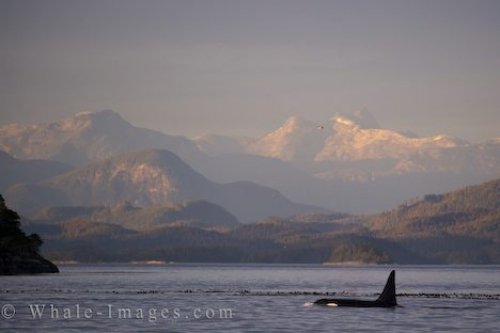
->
[326,303,339,307]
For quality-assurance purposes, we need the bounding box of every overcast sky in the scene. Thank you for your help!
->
[1,0,499,142]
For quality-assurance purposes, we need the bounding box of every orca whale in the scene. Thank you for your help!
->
[314,270,397,308]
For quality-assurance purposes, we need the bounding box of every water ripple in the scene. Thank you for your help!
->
[1,288,499,300]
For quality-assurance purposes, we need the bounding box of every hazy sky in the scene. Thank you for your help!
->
[1,0,499,142]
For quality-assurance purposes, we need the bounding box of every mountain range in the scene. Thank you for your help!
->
[0,110,200,166]
[197,111,500,212]
[0,109,497,264]
[1,109,499,214]
[5,149,320,223]
[195,109,463,160]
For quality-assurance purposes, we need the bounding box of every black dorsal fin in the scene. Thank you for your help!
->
[376,270,397,306]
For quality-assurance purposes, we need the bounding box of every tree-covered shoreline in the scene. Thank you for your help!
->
[0,195,58,275]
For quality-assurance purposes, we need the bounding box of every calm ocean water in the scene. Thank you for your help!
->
[1,264,499,332]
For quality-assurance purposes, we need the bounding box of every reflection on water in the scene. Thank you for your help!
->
[1,264,499,332]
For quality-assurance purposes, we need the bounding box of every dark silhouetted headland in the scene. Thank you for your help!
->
[0,195,58,275]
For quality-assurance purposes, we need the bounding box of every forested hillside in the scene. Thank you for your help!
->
[21,178,500,265]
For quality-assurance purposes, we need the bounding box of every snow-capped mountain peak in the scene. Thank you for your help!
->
[332,109,381,130]
[245,115,329,161]
[315,124,466,162]
[332,115,359,129]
